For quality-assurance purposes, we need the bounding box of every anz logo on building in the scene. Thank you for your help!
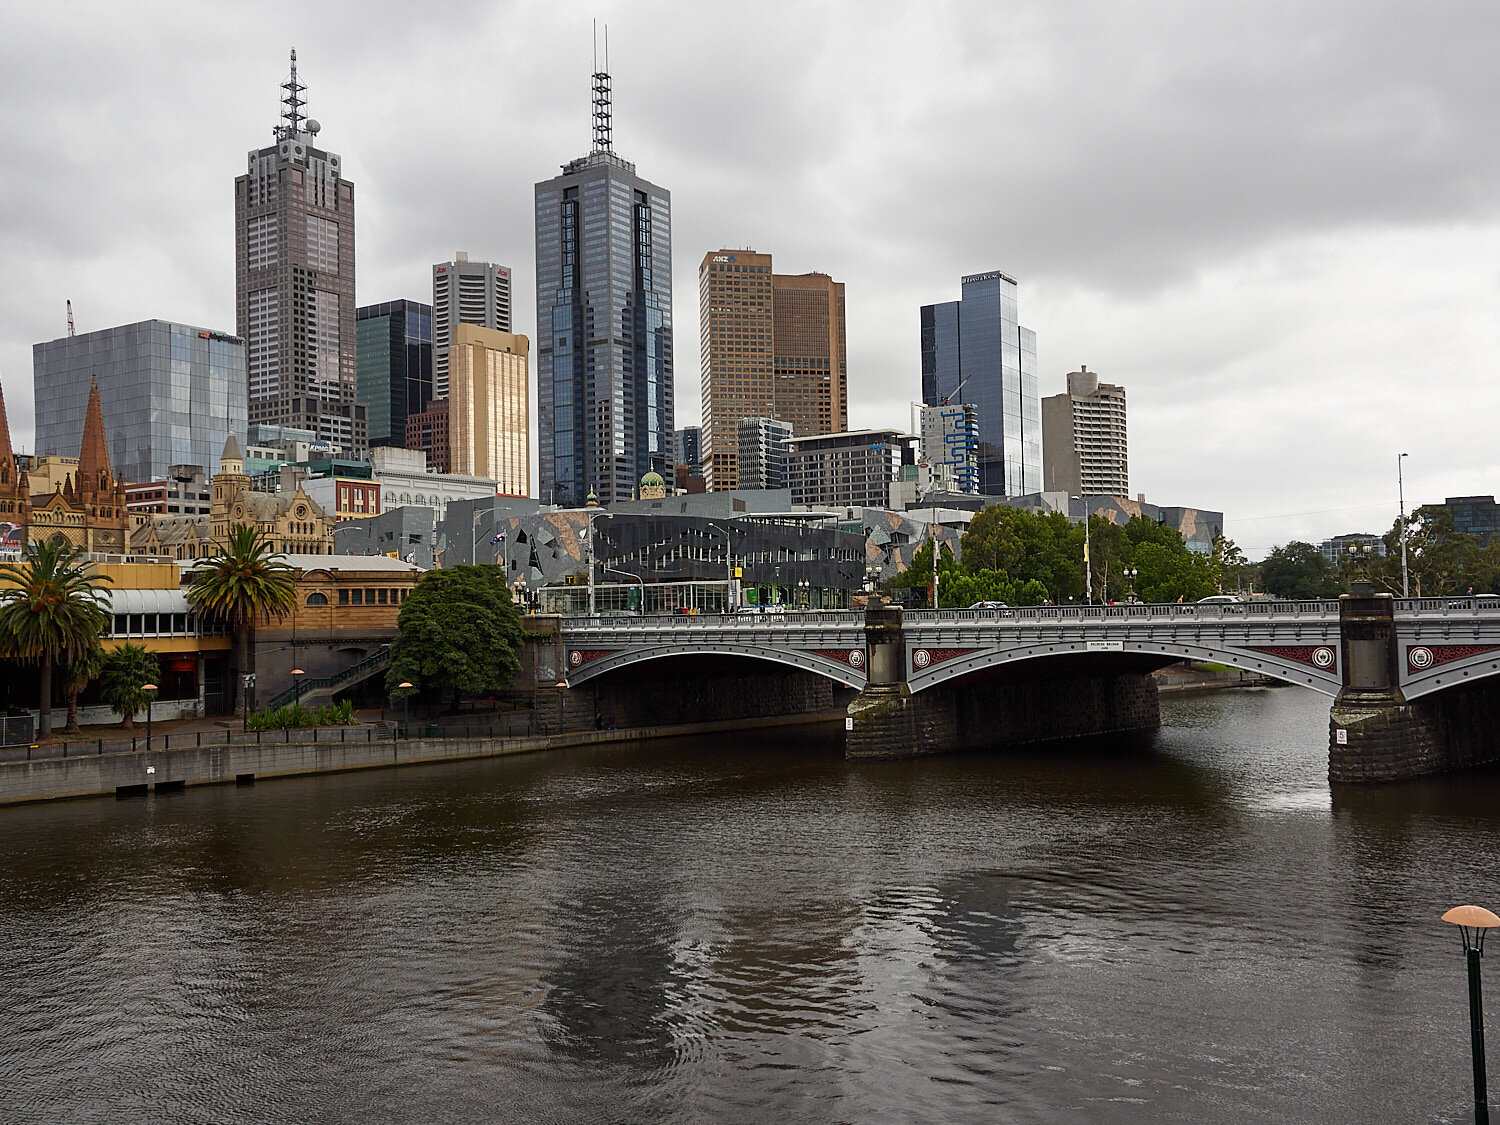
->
[712,254,737,263]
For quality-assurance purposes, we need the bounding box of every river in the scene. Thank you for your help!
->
[0,686,1496,1122]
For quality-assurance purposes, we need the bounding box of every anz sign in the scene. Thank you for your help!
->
[712,254,736,263]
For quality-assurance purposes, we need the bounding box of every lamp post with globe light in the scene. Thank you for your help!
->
[1444,904,1500,1124]
[142,683,158,751]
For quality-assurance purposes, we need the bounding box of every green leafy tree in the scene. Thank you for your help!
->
[59,645,105,733]
[1259,542,1342,600]
[1367,507,1485,597]
[99,643,163,729]
[1212,535,1248,594]
[186,526,297,710]
[961,507,1089,601]
[385,566,523,706]
[0,541,111,737]
[884,539,961,604]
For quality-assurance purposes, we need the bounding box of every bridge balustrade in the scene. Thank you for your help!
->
[1396,597,1500,617]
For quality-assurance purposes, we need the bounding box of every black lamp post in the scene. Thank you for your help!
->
[398,681,413,739]
[1123,567,1139,602]
[1444,904,1500,1124]
[291,668,305,710]
[141,683,158,751]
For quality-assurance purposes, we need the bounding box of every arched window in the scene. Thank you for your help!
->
[306,592,329,606]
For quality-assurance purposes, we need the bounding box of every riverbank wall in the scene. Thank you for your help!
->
[0,710,847,808]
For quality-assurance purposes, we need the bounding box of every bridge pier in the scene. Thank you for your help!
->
[1330,591,1500,782]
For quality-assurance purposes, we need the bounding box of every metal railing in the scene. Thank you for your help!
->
[265,645,392,708]
[1396,596,1500,616]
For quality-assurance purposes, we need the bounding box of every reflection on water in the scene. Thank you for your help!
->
[0,687,1496,1121]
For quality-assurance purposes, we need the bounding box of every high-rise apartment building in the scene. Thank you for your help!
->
[737,416,793,491]
[448,324,530,496]
[920,270,1040,496]
[33,320,247,485]
[356,300,432,447]
[432,253,512,401]
[404,400,450,474]
[786,429,917,509]
[535,63,673,507]
[235,51,365,453]
[1041,366,1128,496]
[916,402,980,494]
[699,250,849,491]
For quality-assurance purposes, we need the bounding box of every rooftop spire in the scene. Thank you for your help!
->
[591,22,612,153]
[276,48,307,140]
[75,376,112,498]
[0,380,14,484]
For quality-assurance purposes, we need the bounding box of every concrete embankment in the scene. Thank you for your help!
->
[0,711,846,808]
[1154,664,1278,693]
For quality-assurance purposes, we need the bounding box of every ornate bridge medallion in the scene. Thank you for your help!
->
[567,649,614,668]
[1407,644,1500,672]
[807,648,865,669]
[912,648,979,670]
[1248,645,1337,670]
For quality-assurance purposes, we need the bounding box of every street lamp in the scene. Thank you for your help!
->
[1399,453,1411,599]
[581,509,614,617]
[797,578,810,609]
[1123,567,1139,602]
[141,683,158,751]
[605,565,645,614]
[706,522,737,613]
[1445,905,1500,1124]
[397,681,414,739]
[290,668,305,710]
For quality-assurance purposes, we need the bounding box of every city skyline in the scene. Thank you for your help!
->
[2,3,1499,553]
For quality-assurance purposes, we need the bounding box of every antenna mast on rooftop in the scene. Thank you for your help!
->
[591,22,613,153]
[276,48,307,140]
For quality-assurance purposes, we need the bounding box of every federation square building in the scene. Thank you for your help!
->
[534,66,673,506]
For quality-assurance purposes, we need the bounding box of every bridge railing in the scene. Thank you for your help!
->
[1395,597,1500,616]
[561,610,865,630]
[904,600,1341,624]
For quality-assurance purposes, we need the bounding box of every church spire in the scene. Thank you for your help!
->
[0,380,14,486]
[75,376,112,497]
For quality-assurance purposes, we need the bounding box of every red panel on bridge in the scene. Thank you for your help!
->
[1248,645,1337,670]
[567,649,615,669]
[911,648,979,670]
[1407,644,1500,672]
[806,649,866,669]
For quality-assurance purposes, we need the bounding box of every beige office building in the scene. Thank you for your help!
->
[1041,365,1128,496]
[698,249,848,491]
[448,324,530,496]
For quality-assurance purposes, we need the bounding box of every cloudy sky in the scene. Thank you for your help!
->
[2,0,1496,556]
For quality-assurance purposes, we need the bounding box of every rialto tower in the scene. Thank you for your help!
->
[534,46,673,506]
[236,50,366,452]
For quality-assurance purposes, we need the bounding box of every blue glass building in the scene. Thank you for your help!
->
[355,300,433,447]
[534,67,673,507]
[920,271,1040,496]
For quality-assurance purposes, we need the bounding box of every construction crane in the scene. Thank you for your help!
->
[938,371,972,406]
[66,300,74,337]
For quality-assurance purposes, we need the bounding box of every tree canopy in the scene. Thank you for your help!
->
[186,526,297,709]
[99,643,163,729]
[1258,542,1342,600]
[385,566,524,702]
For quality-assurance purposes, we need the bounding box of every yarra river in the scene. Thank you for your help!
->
[2,688,1498,1122]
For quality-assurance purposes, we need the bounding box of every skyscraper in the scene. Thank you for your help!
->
[448,324,530,496]
[737,416,793,490]
[535,57,673,506]
[916,402,980,494]
[235,50,366,453]
[432,253,512,401]
[920,270,1040,496]
[699,249,848,491]
[34,320,247,484]
[355,300,432,447]
[1041,366,1128,496]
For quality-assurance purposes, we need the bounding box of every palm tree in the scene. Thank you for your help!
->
[186,526,297,712]
[0,541,112,737]
[99,643,162,730]
[59,645,105,733]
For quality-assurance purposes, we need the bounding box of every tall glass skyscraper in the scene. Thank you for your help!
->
[355,300,432,447]
[534,63,673,506]
[33,320,247,484]
[920,270,1040,497]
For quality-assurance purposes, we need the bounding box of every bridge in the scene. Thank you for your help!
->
[552,594,1500,783]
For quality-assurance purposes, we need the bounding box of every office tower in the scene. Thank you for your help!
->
[771,271,847,438]
[700,250,773,490]
[920,270,1040,496]
[448,324,530,496]
[916,402,980,494]
[673,426,701,472]
[1041,366,1128,496]
[356,300,432,447]
[235,50,366,453]
[432,253,513,401]
[404,400,450,474]
[699,251,849,491]
[535,58,673,507]
[736,417,793,491]
[33,320,247,484]
[786,429,917,508]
